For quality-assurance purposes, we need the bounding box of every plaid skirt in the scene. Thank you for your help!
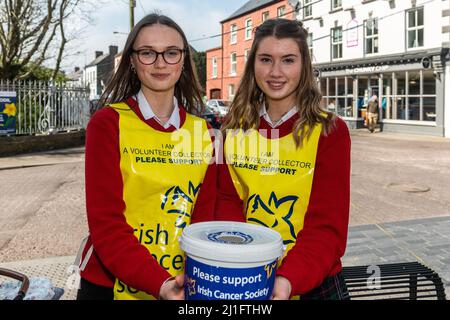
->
[301,271,350,300]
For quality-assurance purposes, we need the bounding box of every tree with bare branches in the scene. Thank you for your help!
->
[0,0,96,80]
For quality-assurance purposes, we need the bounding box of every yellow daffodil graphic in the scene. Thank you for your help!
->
[186,277,196,296]
[3,103,16,117]
[1,103,16,129]
[161,181,201,229]
[246,192,299,245]
[264,261,278,279]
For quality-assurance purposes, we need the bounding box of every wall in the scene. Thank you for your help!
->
[0,131,85,157]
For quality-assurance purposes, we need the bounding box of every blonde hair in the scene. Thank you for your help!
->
[221,18,336,147]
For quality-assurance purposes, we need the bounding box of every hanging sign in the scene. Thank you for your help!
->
[347,19,359,47]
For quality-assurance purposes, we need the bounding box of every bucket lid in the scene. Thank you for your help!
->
[179,221,284,263]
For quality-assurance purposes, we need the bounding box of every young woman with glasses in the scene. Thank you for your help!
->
[216,18,351,300]
[77,13,216,300]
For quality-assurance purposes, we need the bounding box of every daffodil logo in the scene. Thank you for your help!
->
[264,261,278,279]
[186,277,196,296]
[2,103,16,117]
[161,181,201,229]
[246,192,298,245]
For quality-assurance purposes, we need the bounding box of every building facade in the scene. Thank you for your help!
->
[83,45,118,100]
[301,0,450,137]
[206,0,297,101]
[207,0,450,137]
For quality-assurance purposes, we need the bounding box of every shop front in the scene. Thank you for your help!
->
[315,48,448,136]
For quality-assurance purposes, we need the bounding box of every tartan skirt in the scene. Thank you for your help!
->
[301,271,350,300]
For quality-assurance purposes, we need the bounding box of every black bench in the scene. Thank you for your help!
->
[342,262,447,300]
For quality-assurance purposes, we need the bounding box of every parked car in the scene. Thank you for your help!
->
[201,104,223,129]
[206,99,231,117]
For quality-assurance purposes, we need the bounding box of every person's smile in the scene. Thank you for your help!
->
[150,72,171,80]
[266,80,287,91]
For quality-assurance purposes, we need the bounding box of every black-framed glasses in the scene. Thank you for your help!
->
[132,48,186,65]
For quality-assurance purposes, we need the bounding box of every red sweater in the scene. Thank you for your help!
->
[81,97,216,297]
[215,115,351,296]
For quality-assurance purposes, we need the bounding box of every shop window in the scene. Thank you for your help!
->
[423,97,436,121]
[320,78,327,96]
[396,97,407,120]
[382,76,393,120]
[423,70,435,95]
[409,71,420,95]
[408,97,421,121]
[329,78,336,96]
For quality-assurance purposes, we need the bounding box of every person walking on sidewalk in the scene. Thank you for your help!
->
[216,19,351,300]
[366,94,379,133]
[76,13,216,300]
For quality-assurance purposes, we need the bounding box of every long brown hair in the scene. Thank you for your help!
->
[98,13,203,115]
[221,18,335,147]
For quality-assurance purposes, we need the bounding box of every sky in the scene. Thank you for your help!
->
[61,0,248,73]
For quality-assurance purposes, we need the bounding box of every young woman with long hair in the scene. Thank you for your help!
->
[216,18,351,300]
[76,13,216,300]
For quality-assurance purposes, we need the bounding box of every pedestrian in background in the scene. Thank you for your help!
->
[76,13,216,300]
[367,94,379,133]
[216,19,351,300]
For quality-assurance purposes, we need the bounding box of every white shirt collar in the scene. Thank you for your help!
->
[136,90,180,129]
[259,103,297,128]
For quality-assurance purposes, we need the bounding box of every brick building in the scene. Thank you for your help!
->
[206,0,298,100]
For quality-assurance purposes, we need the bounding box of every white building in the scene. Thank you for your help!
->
[83,46,118,100]
[298,0,450,137]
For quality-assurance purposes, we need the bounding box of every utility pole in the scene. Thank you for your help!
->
[130,0,136,31]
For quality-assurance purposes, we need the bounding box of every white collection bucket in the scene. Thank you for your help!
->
[179,221,284,300]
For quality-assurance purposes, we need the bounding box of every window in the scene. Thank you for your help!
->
[244,49,250,63]
[262,11,270,22]
[307,33,313,59]
[228,84,235,100]
[304,0,312,18]
[365,18,379,54]
[277,6,286,17]
[230,52,237,75]
[331,26,343,59]
[212,57,217,78]
[230,24,237,44]
[331,0,342,10]
[407,7,424,49]
[245,19,252,40]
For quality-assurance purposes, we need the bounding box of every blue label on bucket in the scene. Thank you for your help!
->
[185,256,278,300]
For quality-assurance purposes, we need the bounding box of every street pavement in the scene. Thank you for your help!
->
[0,130,449,299]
